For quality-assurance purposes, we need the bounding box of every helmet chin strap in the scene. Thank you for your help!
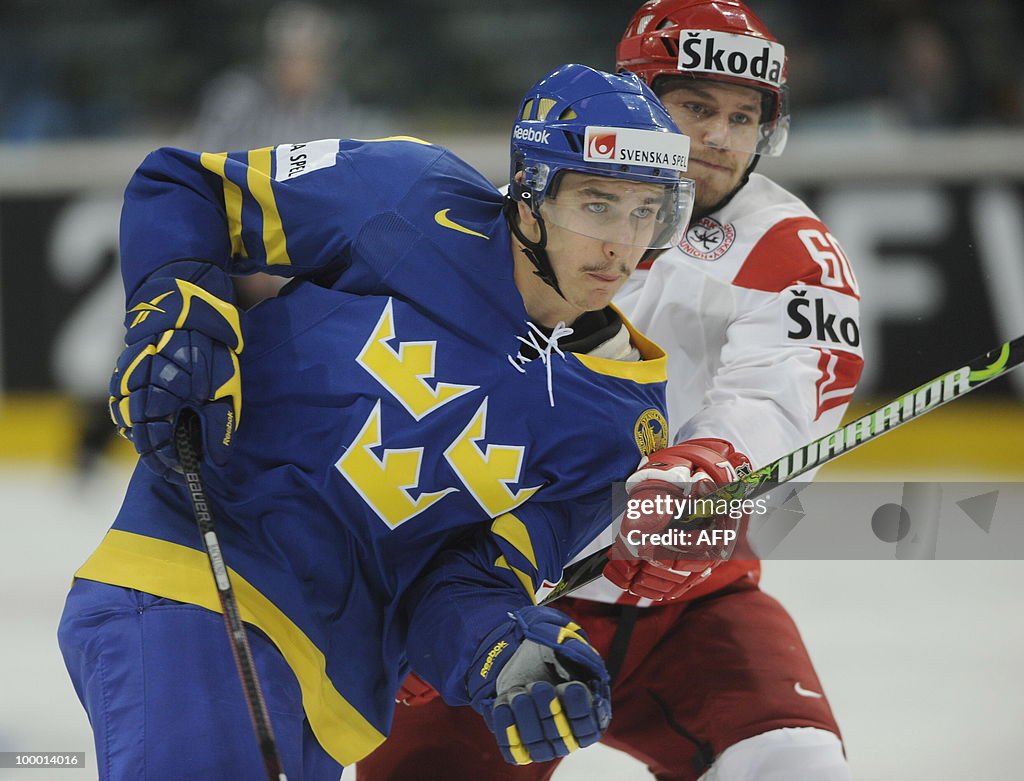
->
[504,196,567,300]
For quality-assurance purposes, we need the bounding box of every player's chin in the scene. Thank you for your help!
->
[697,170,740,203]
[579,281,622,309]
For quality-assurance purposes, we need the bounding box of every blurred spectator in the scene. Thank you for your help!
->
[0,37,128,140]
[887,17,971,128]
[191,1,390,151]
[192,4,400,346]
[2,0,1022,140]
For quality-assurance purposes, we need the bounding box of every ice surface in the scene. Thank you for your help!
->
[2,463,1021,780]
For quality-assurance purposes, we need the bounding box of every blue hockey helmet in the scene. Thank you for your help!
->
[508,63,695,252]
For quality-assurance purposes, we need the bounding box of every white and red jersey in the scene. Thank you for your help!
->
[571,172,864,605]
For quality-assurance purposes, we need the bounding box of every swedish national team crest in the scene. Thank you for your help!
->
[633,408,669,456]
[680,216,735,261]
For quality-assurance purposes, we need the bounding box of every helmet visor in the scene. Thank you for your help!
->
[538,171,696,250]
[656,78,790,157]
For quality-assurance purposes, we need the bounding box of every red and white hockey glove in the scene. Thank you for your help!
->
[395,671,440,707]
[604,438,751,602]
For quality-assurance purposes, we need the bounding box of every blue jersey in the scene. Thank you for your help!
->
[77,138,669,765]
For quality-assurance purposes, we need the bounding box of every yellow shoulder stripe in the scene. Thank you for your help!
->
[247,147,292,266]
[571,304,667,384]
[74,530,385,765]
[199,152,248,259]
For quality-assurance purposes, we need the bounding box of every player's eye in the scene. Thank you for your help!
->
[585,202,609,215]
[684,103,709,118]
[730,112,755,127]
[631,207,655,219]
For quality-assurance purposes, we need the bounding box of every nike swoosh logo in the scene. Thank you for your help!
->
[434,208,489,240]
[794,682,823,699]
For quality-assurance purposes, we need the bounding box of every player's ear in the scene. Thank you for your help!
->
[516,200,539,227]
[513,172,542,243]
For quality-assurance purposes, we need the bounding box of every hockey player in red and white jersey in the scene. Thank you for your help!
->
[357,2,862,778]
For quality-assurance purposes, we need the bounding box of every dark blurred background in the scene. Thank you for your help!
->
[1,0,1023,473]
[2,0,1022,141]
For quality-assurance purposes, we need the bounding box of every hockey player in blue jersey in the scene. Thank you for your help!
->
[58,64,695,778]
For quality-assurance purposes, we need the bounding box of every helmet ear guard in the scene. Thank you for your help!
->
[507,157,549,214]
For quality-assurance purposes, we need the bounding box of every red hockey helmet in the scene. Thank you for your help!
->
[617,0,789,156]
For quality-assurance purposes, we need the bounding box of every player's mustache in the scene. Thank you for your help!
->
[581,262,631,276]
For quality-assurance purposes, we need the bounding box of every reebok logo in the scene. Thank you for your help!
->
[127,292,173,328]
[479,640,509,678]
[512,126,551,144]
[223,410,234,446]
[678,31,785,88]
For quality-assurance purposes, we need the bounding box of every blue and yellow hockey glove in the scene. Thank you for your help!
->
[109,260,243,481]
[467,606,611,765]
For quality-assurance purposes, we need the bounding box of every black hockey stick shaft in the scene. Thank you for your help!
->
[175,412,288,781]
[541,334,1024,605]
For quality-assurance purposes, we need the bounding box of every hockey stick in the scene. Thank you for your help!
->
[541,334,1024,605]
[175,412,288,781]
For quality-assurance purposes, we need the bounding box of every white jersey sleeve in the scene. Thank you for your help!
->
[616,173,863,468]
[568,174,864,606]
